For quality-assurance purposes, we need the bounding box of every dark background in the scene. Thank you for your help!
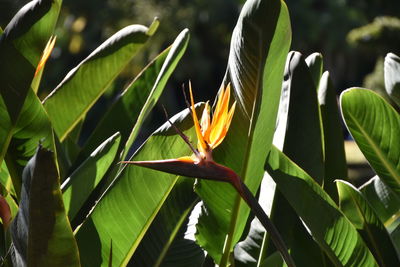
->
[1,0,400,143]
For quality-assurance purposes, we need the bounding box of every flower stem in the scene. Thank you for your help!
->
[231,178,296,267]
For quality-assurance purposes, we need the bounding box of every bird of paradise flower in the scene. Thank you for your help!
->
[122,82,296,267]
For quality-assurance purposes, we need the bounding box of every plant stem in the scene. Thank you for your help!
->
[232,178,296,267]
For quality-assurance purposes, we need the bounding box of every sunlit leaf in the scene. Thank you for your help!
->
[0,0,61,122]
[75,106,201,266]
[43,22,157,140]
[4,90,53,197]
[195,0,291,263]
[266,146,378,267]
[337,180,400,267]
[0,0,60,165]
[340,88,400,197]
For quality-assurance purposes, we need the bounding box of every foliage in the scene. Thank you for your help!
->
[0,0,400,266]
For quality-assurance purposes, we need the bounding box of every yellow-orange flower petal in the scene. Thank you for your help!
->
[189,81,208,153]
[35,35,56,77]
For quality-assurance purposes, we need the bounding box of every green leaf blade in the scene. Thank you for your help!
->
[266,146,378,267]
[0,0,60,121]
[43,24,154,140]
[62,132,121,221]
[10,146,80,267]
[75,106,199,266]
[318,71,347,202]
[337,180,400,267]
[195,0,292,263]
[340,88,400,196]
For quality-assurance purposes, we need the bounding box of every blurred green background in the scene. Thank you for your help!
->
[2,0,399,102]
[1,0,400,179]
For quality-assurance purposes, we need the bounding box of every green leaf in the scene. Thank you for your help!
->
[318,71,347,202]
[235,51,325,266]
[0,0,61,122]
[62,132,121,222]
[0,0,60,164]
[81,29,189,160]
[337,180,400,267]
[266,146,378,267]
[340,88,400,196]
[279,51,324,182]
[121,28,189,160]
[43,23,157,140]
[130,179,204,267]
[305,52,324,88]
[10,146,80,267]
[359,175,400,226]
[4,89,53,198]
[194,0,291,263]
[384,52,400,107]
[75,106,200,266]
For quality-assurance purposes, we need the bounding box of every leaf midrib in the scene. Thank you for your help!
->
[347,111,400,184]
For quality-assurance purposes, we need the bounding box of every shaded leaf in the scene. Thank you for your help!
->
[305,52,323,88]
[62,132,121,222]
[10,146,80,267]
[359,175,400,226]
[318,71,347,202]
[340,88,400,196]
[266,146,378,267]
[129,179,203,267]
[337,180,400,267]
[195,0,291,263]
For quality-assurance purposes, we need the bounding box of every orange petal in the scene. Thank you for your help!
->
[35,36,56,76]
[189,82,207,152]
[210,84,231,146]
[211,101,236,148]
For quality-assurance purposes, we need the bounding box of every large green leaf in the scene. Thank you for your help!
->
[129,178,203,267]
[318,71,347,202]
[266,146,378,266]
[340,88,400,196]
[4,89,53,197]
[359,175,400,226]
[10,145,80,267]
[194,0,291,263]
[43,22,157,141]
[80,29,189,160]
[337,180,400,267]
[0,0,60,120]
[0,0,60,164]
[235,51,325,266]
[305,52,323,88]
[75,106,200,266]
[384,52,400,107]
[62,133,121,222]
